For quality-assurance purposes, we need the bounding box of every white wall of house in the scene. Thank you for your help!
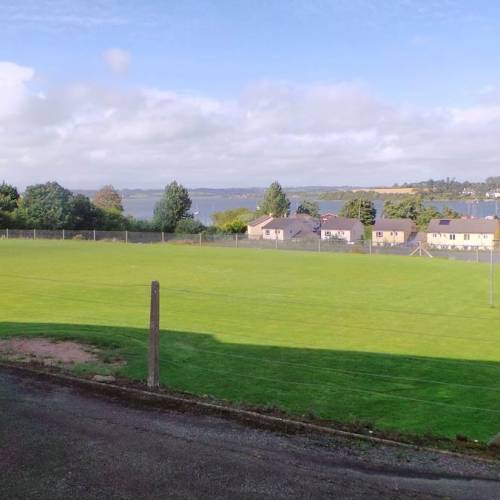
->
[262,225,300,240]
[427,232,495,249]
[321,229,351,242]
[372,230,408,246]
[247,218,273,239]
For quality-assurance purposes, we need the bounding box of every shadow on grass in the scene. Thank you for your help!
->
[1,321,499,443]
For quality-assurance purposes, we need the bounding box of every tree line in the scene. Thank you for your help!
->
[0,179,460,234]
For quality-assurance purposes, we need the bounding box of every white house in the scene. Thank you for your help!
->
[427,218,500,250]
[320,217,364,243]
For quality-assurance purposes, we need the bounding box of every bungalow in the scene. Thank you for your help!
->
[262,218,315,241]
[372,218,417,246]
[320,217,364,243]
[247,214,274,240]
[427,218,500,250]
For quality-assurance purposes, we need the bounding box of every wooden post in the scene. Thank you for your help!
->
[93,229,96,241]
[125,230,128,244]
[235,234,238,248]
[476,247,480,263]
[148,281,160,389]
[318,237,321,252]
[6,228,8,239]
[161,231,165,243]
[369,239,372,256]
[490,247,495,308]
[33,229,36,240]
[62,229,65,241]
[199,233,202,247]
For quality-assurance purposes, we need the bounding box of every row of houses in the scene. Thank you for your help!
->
[248,214,500,250]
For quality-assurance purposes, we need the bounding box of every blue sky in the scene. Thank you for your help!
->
[1,0,500,188]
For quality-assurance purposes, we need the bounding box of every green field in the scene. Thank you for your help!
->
[0,240,499,442]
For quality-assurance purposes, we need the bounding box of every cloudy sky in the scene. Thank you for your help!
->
[1,0,500,189]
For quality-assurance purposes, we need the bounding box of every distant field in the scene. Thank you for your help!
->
[0,240,499,442]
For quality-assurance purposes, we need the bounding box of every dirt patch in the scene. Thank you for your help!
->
[0,338,99,366]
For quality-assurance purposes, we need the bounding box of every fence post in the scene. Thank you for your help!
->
[235,234,238,248]
[93,229,96,241]
[275,235,278,249]
[199,233,202,247]
[369,239,372,256]
[33,229,36,240]
[476,247,480,263]
[6,228,8,240]
[148,280,160,389]
[318,237,321,252]
[125,230,128,244]
[162,232,165,243]
[490,247,495,308]
[62,229,65,241]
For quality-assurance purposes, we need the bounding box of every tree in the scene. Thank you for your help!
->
[296,200,320,217]
[340,198,376,226]
[212,207,255,228]
[21,182,73,229]
[383,197,423,221]
[175,218,205,234]
[259,181,290,217]
[222,220,247,233]
[153,181,192,232]
[0,182,19,212]
[67,194,102,230]
[93,185,123,213]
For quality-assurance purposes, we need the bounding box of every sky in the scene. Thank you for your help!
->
[1,0,500,189]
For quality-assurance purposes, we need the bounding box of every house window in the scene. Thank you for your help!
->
[376,231,383,238]
[265,230,270,236]
[450,234,456,240]
[325,231,331,236]
[433,233,437,238]
[464,234,470,241]
[394,231,398,236]
[484,234,489,239]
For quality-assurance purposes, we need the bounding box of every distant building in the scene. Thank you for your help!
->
[247,214,274,240]
[372,219,417,246]
[427,218,500,250]
[485,190,500,199]
[320,213,337,224]
[320,217,364,243]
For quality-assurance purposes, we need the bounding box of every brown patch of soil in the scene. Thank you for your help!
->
[0,338,98,366]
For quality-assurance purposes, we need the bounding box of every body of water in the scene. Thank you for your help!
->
[123,196,500,225]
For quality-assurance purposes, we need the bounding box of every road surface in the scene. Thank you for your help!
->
[1,367,499,499]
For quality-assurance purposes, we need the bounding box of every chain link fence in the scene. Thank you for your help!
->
[1,227,499,262]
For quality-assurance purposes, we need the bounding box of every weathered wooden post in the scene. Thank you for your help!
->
[148,281,160,389]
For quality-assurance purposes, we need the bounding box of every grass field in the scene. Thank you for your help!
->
[0,239,499,442]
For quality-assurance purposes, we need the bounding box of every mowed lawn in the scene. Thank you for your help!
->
[0,239,499,442]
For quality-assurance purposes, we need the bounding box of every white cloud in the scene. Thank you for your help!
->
[1,62,500,188]
[0,61,34,117]
[102,48,130,75]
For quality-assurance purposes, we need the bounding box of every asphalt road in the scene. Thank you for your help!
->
[1,368,499,499]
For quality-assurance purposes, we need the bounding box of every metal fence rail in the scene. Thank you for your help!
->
[1,227,499,263]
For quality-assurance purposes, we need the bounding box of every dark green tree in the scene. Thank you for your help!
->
[259,181,290,217]
[21,182,73,229]
[296,200,320,217]
[0,182,20,212]
[383,197,423,221]
[222,219,247,233]
[153,181,192,232]
[175,218,205,234]
[340,198,376,226]
[67,194,103,230]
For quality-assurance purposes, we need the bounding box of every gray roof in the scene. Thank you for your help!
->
[262,218,300,230]
[373,218,416,232]
[321,217,361,230]
[248,214,273,227]
[427,218,499,234]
